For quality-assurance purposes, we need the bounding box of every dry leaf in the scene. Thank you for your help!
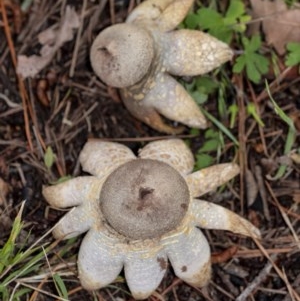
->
[255,165,270,221]
[245,169,258,207]
[250,0,300,55]
[17,6,80,78]
[0,177,10,206]
[293,192,300,203]
[211,246,238,264]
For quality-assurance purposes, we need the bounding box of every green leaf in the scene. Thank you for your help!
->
[233,35,269,83]
[205,128,219,139]
[226,0,245,20]
[247,34,261,51]
[196,8,223,30]
[44,146,56,169]
[246,59,262,83]
[184,13,200,29]
[253,53,269,74]
[195,76,219,94]
[190,91,208,105]
[198,139,220,153]
[0,203,24,273]
[246,103,265,127]
[285,42,300,66]
[229,104,239,128]
[195,153,214,170]
[232,56,246,73]
[184,0,250,43]
[223,0,251,36]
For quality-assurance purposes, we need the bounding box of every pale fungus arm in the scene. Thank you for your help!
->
[79,140,136,178]
[162,30,234,76]
[42,176,103,239]
[42,176,101,208]
[138,139,194,175]
[163,227,211,287]
[141,73,207,129]
[78,229,124,291]
[191,200,261,239]
[185,163,240,198]
[126,0,194,32]
[52,206,97,239]
[124,249,167,300]
[121,90,186,134]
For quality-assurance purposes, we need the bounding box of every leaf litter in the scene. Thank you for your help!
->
[16,6,80,78]
[250,0,300,55]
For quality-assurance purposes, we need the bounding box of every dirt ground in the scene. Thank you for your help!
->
[0,0,299,300]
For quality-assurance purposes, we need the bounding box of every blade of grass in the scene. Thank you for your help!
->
[0,202,25,274]
[53,273,69,299]
[265,80,296,180]
[201,108,239,146]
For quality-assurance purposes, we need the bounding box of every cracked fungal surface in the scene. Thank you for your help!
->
[90,0,233,134]
[43,139,260,300]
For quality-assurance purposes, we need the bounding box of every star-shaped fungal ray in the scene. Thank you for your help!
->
[42,176,102,208]
[138,139,194,175]
[126,0,194,32]
[191,200,261,238]
[121,89,186,134]
[124,248,167,300]
[78,229,124,290]
[79,140,136,178]
[162,30,234,76]
[142,73,207,129]
[185,163,240,198]
[163,226,211,287]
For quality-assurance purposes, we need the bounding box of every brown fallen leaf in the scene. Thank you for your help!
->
[0,177,10,206]
[211,246,238,264]
[245,169,258,207]
[17,6,80,78]
[293,192,300,203]
[250,0,300,55]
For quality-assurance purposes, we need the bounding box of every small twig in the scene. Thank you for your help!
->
[87,133,198,143]
[256,67,293,103]
[17,281,68,301]
[109,0,115,24]
[282,274,300,301]
[0,92,22,108]
[0,0,33,151]
[247,79,269,157]
[255,165,271,221]
[69,0,88,77]
[210,280,235,300]
[236,254,277,301]
[266,181,300,249]
[235,247,296,258]
[252,238,300,301]
[236,74,246,215]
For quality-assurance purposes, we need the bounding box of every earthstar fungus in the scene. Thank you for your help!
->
[43,139,260,299]
[90,0,234,133]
